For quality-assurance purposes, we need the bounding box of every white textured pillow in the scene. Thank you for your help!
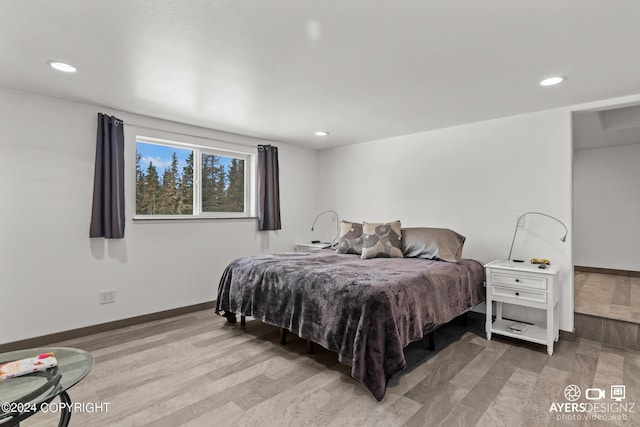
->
[361,220,404,259]
[335,220,363,255]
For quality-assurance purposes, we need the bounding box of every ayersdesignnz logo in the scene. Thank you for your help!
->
[550,384,635,422]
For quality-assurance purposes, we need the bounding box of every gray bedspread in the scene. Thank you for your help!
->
[215,250,485,401]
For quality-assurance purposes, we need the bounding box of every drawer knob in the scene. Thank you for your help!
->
[515,279,520,282]
[515,292,520,296]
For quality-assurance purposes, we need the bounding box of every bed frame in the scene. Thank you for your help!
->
[216,252,485,400]
[225,309,471,355]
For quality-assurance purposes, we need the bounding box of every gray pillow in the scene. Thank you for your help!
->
[361,220,404,259]
[401,227,466,262]
[335,220,363,254]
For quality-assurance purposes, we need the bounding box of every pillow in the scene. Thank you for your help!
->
[401,227,466,262]
[335,220,364,254]
[361,220,404,259]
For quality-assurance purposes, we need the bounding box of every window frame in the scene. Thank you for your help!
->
[134,135,257,220]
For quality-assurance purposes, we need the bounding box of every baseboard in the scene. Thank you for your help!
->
[560,328,576,342]
[0,301,216,353]
[574,265,640,277]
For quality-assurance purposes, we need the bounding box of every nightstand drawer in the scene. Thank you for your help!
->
[491,285,547,304]
[490,272,547,290]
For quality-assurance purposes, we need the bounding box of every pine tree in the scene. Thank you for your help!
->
[179,152,194,214]
[135,151,146,214]
[202,154,225,212]
[217,160,227,210]
[159,152,181,214]
[144,162,161,215]
[226,158,245,212]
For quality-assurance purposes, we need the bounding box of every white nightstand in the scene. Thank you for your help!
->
[485,260,560,355]
[295,242,331,252]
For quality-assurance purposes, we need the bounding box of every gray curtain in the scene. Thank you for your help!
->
[89,113,125,238]
[257,145,281,230]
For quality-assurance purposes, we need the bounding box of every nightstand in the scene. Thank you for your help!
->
[295,242,331,252]
[484,260,560,355]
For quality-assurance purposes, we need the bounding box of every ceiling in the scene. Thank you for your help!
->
[2,1,640,149]
[574,105,640,150]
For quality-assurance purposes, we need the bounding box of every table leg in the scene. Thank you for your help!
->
[2,391,73,427]
[57,391,72,427]
[486,299,493,341]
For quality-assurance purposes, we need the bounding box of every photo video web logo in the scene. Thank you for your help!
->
[551,384,635,421]
[586,388,605,400]
[611,385,626,402]
[563,384,626,402]
[564,384,581,401]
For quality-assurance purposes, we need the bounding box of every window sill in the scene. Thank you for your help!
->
[133,216,257,222]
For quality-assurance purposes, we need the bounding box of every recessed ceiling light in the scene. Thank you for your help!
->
[314,131,329,136]
[48,61,77,73]
[540,76,566,86]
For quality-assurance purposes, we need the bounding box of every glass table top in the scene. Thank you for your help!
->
[0,347,93,414]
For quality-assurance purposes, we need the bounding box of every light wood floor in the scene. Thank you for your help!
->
[575,272,640,323]
[20,310,640,427]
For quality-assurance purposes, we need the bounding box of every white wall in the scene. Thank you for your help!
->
[574,144,640,270]
[318,109,574,331]
[0,86,318,344]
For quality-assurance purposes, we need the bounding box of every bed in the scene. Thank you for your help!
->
[215,225,485,401]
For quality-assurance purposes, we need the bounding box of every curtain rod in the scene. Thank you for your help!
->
[123,121,262,150]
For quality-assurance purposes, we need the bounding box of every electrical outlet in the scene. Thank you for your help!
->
[516,215,525,227]
[99,290,116,304]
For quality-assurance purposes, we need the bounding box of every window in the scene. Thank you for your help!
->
[135,136,255,219]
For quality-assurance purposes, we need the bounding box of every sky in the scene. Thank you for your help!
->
[137,142,190,171]
[136,141,233,175]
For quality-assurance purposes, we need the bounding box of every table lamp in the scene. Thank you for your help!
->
[311,210,339,247]
[507,211,568,261]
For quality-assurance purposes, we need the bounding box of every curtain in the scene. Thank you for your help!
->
[257,145,281,230]
[89,113,126,238]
